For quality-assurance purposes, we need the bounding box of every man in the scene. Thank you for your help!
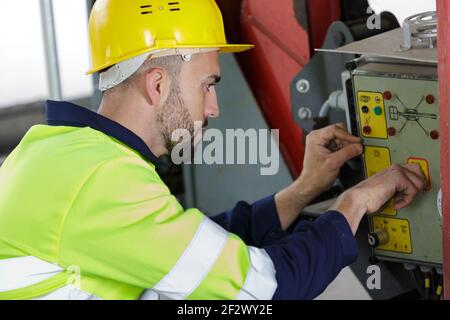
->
[0,0,424,300]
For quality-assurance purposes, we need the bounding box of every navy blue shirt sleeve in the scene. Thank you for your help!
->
[265,210,359,300]
[211,195,288,247]
[211,196,358,300]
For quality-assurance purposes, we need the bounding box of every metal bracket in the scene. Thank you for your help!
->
[291,21,355,133]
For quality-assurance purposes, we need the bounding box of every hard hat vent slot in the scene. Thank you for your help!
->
[168,2,180,11]
[140,5,153,14]
[139,3,180,14]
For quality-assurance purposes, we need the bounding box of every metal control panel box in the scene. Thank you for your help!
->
[352,59,442,266]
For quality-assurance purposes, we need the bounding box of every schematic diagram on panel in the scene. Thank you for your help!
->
[386,92,439,139]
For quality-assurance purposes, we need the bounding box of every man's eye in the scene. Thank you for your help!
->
[206,84,215,92]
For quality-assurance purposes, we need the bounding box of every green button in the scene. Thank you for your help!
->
[374,106,383,116]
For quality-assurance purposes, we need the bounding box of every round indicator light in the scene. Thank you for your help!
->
[363,126,372,135]
[430,130,440,140]
[388,127,396,136]
[374,106,383,116]
[383,91,392,100]
[426,94,435,104]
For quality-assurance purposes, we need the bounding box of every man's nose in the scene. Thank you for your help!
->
[207,104,220,118]
[205,91,220,118]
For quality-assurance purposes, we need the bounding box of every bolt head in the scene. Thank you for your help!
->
[298,107,312,120]
[296,79,310,94]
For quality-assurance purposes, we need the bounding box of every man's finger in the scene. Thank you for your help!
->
[320,124,361,144]
[328,143,363,168]
[396,192,418,209]
[401,164,426,191]
[402,163,425,179]
[393,172,420,210]
[402,163,423,176]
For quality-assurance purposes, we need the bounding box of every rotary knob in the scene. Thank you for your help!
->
[368,229,389,248]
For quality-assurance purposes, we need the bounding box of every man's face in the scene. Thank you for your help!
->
[157,52,221,153]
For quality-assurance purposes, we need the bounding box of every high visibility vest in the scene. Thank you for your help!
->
[0,125,277,300]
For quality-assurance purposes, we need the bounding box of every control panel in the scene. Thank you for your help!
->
[352,60,442,266]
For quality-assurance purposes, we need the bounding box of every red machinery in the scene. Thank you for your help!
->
[437,0,450,299]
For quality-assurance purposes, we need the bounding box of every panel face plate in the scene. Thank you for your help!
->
[357,92,388,139]
[372,216,412,254]
[353,62,441,265]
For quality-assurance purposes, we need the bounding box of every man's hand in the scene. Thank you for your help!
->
[275,123,362,230]
[300,123,363,193]
[330,164,426,234]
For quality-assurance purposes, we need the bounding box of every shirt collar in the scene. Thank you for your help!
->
[45,100,169,167]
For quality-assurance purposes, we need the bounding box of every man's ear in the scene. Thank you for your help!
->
[144,68,170,107]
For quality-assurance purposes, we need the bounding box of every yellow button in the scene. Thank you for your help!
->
[364,146,396,215]
[407,157,431,191]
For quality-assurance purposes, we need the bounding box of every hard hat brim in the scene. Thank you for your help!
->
[86,44,254,75]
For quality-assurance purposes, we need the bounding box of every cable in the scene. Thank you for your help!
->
[318,91,347,118]
[436,275,443,300]
[410,269,426,299]
[424,272,431,300]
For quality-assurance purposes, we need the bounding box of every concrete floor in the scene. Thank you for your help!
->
[316,267,372,300]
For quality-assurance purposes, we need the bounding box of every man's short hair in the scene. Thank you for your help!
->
[103,55,183,96]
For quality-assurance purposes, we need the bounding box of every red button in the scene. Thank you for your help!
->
[430,130,439,140]
[363,126,372,134]
[383,91,392,100]
[388,127,396,136]
[426,94,435,104]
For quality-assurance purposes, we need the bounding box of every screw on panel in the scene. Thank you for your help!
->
[296,79,310,94]
[298,107,312,120]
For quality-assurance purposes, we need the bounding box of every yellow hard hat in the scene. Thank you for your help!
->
[87,0,254,75]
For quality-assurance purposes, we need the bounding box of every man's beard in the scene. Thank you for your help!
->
[156,82,196,156]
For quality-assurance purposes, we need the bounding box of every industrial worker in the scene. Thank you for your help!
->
[0,0,425,300]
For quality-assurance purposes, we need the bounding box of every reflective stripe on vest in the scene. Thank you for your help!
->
[0,256,63,292]
[0,221,277,300]
[0,256,99,300]
[151,217,277,300]
[152,218,229,299]
[236,247,278,300]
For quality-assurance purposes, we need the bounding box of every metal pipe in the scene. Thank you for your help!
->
[87,0,101,110]
[39,0,62,101]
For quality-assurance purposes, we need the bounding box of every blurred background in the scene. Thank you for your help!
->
[0,0,92,107]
